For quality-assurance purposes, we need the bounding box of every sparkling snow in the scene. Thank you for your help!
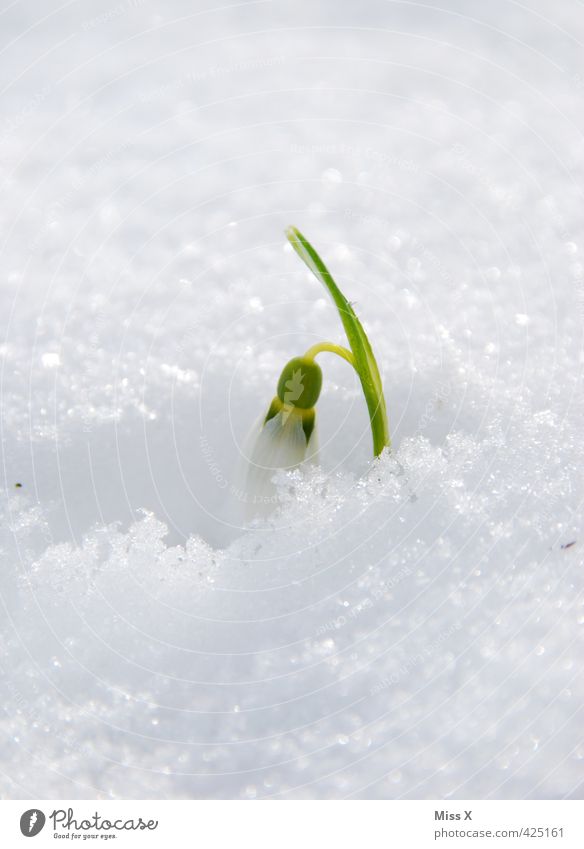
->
[1,0,583,799]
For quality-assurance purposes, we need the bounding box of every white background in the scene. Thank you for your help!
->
[1,0,583,800]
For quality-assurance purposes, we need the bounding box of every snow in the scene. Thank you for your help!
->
[1,0,584,799]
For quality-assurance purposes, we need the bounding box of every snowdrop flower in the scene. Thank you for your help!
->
[243,227,391,518]
[245,356,322,514]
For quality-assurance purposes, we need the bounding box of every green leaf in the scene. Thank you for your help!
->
[285,226,390,455]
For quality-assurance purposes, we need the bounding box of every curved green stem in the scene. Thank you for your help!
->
[286,226,390,455]
[304,341,356,368]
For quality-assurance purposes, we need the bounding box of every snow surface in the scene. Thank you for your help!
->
[1,0,584,799]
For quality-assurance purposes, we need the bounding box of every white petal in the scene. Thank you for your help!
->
[242,410,318,518]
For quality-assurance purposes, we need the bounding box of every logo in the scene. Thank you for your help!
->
[19,806,158,838]
[20,809,46,837]
[282,368,305,423]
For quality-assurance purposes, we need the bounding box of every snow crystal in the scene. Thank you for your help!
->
[41,352,61,369]
[321,168,343,185]
[1,0,583,801]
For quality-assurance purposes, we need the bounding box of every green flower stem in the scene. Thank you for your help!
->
[304,341,356,368]
[286,226,390,456]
